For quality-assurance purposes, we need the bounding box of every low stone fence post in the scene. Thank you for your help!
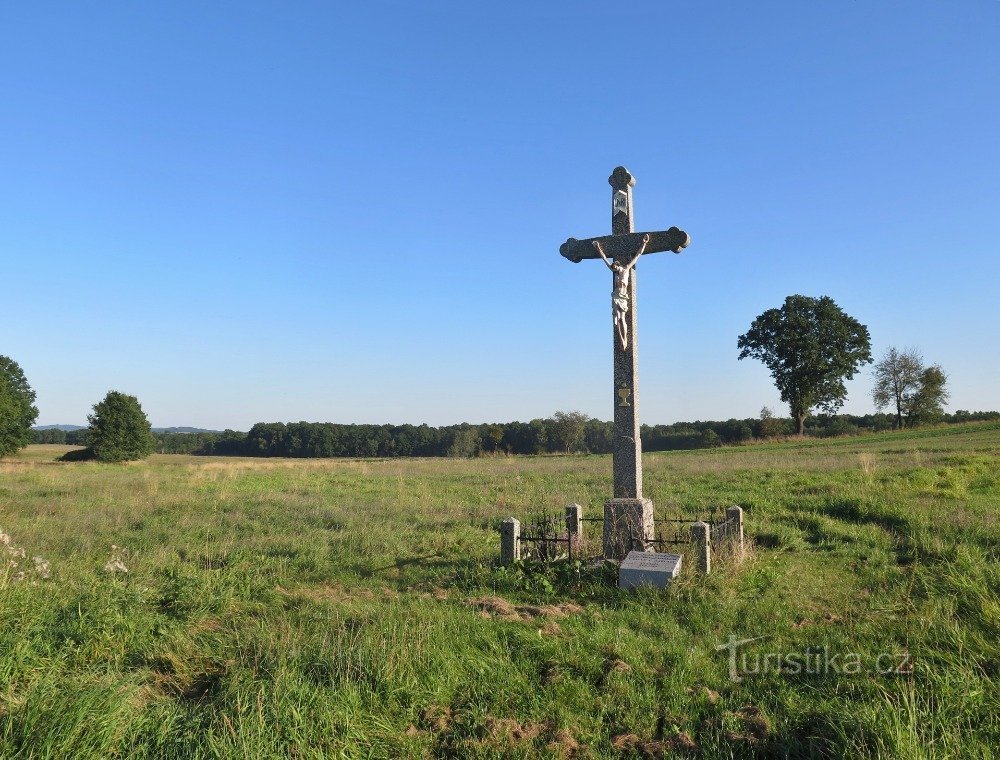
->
[565,503,583,549]
[690,520,711,574]
[725,505,745,556]
[500,517,520,565]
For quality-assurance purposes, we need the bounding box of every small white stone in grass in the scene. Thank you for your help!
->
[0,533,10,546]
[33,557,51,579]
[104,559,129,574]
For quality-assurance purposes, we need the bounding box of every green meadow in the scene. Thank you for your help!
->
[1,423,998,758]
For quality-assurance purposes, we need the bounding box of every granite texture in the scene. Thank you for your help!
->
[564,503,583,536]
[690,520,711,574]
[603,497,654,560]
[608,169,642,499]
[618,550,682,590]
[500,517,520,565]
[559,228,690,263]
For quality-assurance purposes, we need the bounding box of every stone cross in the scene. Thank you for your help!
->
[560,167,690,501]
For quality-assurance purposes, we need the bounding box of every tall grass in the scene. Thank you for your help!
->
[0,422,997,757]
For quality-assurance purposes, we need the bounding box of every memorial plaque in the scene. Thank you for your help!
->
[618,550,682,590]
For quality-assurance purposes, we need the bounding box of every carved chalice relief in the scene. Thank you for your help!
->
[593,233,650,350]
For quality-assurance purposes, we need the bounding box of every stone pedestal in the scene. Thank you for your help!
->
[603,498,654,560]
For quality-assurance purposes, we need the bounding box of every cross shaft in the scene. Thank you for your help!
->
[560,166,690,501]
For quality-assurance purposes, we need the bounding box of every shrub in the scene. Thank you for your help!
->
[87,391,154,462]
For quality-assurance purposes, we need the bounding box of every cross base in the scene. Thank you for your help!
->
[603,498,654,560]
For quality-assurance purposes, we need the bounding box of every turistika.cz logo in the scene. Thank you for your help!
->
[716,635,914,682]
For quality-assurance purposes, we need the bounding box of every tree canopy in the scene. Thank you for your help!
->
[738,295,872,435]
[909,365,949,427]
[0,355,39,457]
[871,347,949,428]
[87,391,155,462]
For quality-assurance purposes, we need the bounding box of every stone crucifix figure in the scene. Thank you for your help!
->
[594,232,650,350]
[560,166,690,559]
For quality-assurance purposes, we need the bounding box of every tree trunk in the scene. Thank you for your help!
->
[796,413,806,436]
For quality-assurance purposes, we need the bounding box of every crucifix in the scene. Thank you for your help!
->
[560,166,690,557]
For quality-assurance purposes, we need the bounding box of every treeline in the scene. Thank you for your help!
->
[32,410,999,457]
[31,428,88,445]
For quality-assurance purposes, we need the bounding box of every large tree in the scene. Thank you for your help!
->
[87,391,155,462]
[0,355,39,457]
[738,295,872,435]
[871,347,937,429]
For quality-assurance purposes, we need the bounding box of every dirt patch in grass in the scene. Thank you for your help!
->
[418,704,453,733]
[465,595,516,617]
[611,731,697,756]
[486,718,582,757]
[605,658,632,674]
[464,596,585,622]
[724,705,772,745]
[548,728,581,758]
[485,716,545,742]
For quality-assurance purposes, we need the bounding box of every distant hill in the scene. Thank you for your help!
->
[33,424,85,431]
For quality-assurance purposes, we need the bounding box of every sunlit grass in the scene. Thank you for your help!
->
[0,422,998,758]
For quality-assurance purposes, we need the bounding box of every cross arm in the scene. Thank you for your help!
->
[560,228,690,264]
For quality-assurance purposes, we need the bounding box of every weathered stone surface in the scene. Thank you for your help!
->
[610,169,642,500]
[603,498,654,560]
[690,520,711,574]
[719,505,744,544]
[565,503,583,537]
[500,517,520,565]
[608,165,636,192]
[618,550,682,590]
[559,228,690,263]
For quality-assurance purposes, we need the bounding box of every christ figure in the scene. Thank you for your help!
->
[593,233,650,350]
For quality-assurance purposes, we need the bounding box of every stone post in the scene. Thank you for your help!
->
[500,517,520,565]
[603,498,654,561]
[726,505,745,555]
[690,520,711,575]
[565,503,583,548]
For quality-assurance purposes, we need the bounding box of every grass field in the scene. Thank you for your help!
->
[1,423,998,758]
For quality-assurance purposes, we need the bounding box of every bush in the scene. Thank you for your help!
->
[87,391,155,462]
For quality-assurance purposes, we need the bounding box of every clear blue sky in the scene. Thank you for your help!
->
[3,2,998,429]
